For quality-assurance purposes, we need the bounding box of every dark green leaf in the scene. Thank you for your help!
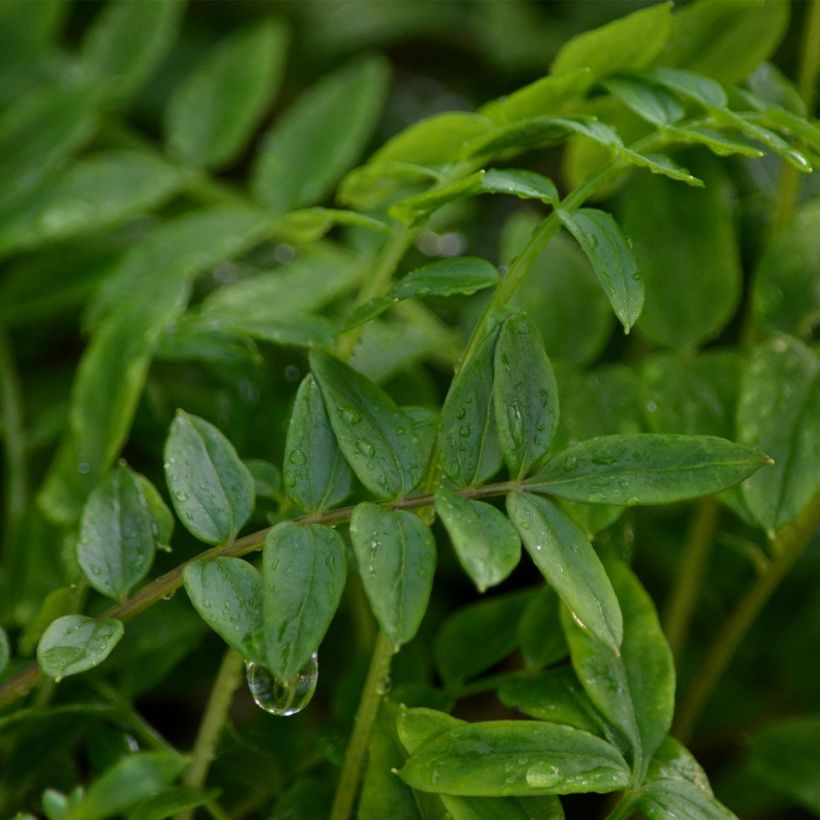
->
[0,627,9,676]
[737,336,820,533]
[195,314,333,350]
[435,486,521,592]
[182,557,264,663]
[350,503,436,648]
[619,149,703,186]
[164,410,255,544]
[530,434,769,505]
[252,56,389,213]
[310,352,427,499]
[507,492,622,651]
[166,19,287,168]
[399,720,630,796]
[557,209,643,334]
[438,328,502,488]
[442,794,564,820]
[37,615,124,681]
[263,522,347,678]
[77,462,157,600]
[126,787,217,820]
[245,459,283,500]
[602,76,684,126]
[561,560,674,780]
[494,312,559,477]
[284,375,353,513]
[518,587,568,668]
[392,257,500,301]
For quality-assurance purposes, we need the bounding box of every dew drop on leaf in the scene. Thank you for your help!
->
[525,763,561,788]
[245,654,318,716]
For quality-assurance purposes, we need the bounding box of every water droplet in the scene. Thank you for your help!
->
[506,402,524,447]
[456,407,466,420]
[377,674,392,696]
[459,425,472,438]
[526,763,561,788]
[587,233,598,249]
[288,449,306,465]
[357,439,375,457]
[174,492,188,502]
[341,407,361,425]
[246,654,318,716]
[563,455,578,471]
[77,462,91,475]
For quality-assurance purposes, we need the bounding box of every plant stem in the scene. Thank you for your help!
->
[674,489,820,741]
[663,498,720,661]
[605,791,639,820]
[177,648,245,820]
[330,631,394,820]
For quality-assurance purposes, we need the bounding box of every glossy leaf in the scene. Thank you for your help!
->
[252,56,389,213]
[438,327,502,488]
[392,257,500,300]
[561,560,674,780]
[552,2,671,78]
[166,20,287,168]
[263,522,347,678]
[602,76,684,127]
[435,486,521,592]
[182,557,264,663]
[399,720,631,796]
[77,462,157,600]
[646,67,727,108]
[557,209,643,334]
[164,410,255,545]
[37,615,124,682]
[530,434,769,505]
[663,126,762,159]
[494,312,559,477]
[310,352,427,499]
[507,492,622,651]
[350,503,436,648]
[737,336,820,533]
[283,375,353,513]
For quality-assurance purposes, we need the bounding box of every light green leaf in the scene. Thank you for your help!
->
[67,751,186,820]
[310,352,427,499]
[557,208,643,333]
[398,706,464,754]
[620,151,740,349]
[530,434,769,505]
[553,2,672,78]
[602,76,684,127]
[561,560,674,780]
[283,374,353,513]
[438,328,502,488]
[0,627,9,676]
[0,151,180,256]
[646,67,727,108]
[435,486,521,592]
[164,410,255,545]
[271,207,392,243]
[619,150,703,187]
[664,125,762,159]
[77,462,157,600]
[166,19,287,168]
[126,787,217,820]
[442,794,564,820]
[494,312,559,477]
[507,492,622,651]
[37,615,124,681]
[738,336,820,533]
[263,522,347,678]
[182,557,264,663]
[177,314,332,351]
[399,720,631,796]
[252,56,389,213]
[350,503,436,648]
[338,160,442,211]
[81,0,184,100]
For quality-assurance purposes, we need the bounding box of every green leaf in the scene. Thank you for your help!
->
[435,486,521,592]
[310,352,427,499]
[163,410,255,544]
[664,125,762,159]
[166,20,287,169]
[494,312,560,477]
[618,149,703,187]
[646,67,728,108]
[399,720,631,796]
[619,151,740,349]
[245,459,283,500]
[81,0,183,100]
[561,560,674,780]
[637,738,737,819]
[77,462,157,600]
[263,522,347,678]
[252,56,389,213]
[283,375,353,513]
[138,474,174,547]
[37,615,124,681]
[438,328,502,488]
[434,589,534,685]
[530,433,769,505]
[518,587,568,668]
[67,751,186,820]
[338,160,442,211]
[442,794,564,820]
[557,209,643,334]
[0,151,180,256]
[0,627,9,676]
[272,207,392,243]
[552,2,672,78]
[182,557,263,663]
[737,336,820,533]
[507,492,622,651]
[602,76,685,127]
[126,787,217,820]
[747,715,820,814]
[350,503,436,648]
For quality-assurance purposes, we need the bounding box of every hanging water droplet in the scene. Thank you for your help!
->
[246,654,318,716]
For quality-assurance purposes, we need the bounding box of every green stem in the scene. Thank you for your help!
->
[674,489,820,741]
[663,498,720,661]
[330,631,394,820]
[605,791,640,820]
[92,680,175,752]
